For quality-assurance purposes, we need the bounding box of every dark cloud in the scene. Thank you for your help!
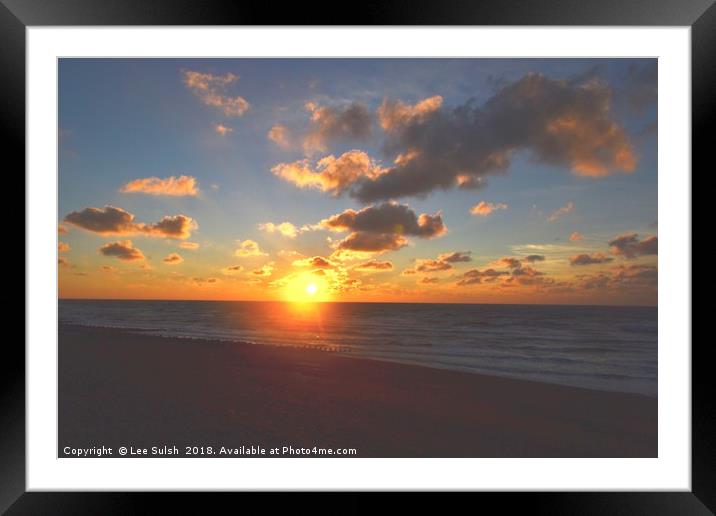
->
[402,250,472,275]
[495,257,522,269]
[320,202,446,238]
[99,240,145,262]
[418,276,440,284]
[608,233,658,258]
[438,251,472,263]
[456,268,508,286]
[334,232,408,254]
[524,254,545,263]
[577,264,657,290]
[570,253,615,266]
[354,73,636,202]
[292,256,336,269]
[64,205,196,240]
[163,253,183,264]
[354,260,394,272]
[303,101,372,154]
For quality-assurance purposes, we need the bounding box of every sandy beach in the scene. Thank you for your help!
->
[59,324,657,458]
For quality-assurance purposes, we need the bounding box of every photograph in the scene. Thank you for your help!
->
[57,57,658,459]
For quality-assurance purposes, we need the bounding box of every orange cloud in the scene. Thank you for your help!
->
[548,202,574,222]
[403,251,471,275]
[58,241,70,253]
[470,201,508,216]
[120,175,199,196]
[163,252,184,265]
[302,101,372,154]
[58,224,69,235]
[354,260,394,272]
[182,70,250,117]
[214,123,233,135]
[292,256,335,269]
[271,151,386,197]
[234,239,267,257]
[333,232,408,255]
[284,74,637,203]
[377,95,443,132]
[252,263,274,277]
[65,206,197,240]
[569,231,583,241]
[267,124,291,148]
[608,233,658,258]
[179,241,200,250]
[99,240,145,262]
[259,222,299,238]
[418,276,440,284]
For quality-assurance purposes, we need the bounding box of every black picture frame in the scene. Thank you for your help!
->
[4,0,709,512]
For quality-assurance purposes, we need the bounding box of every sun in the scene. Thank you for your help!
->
[282,272,331,303]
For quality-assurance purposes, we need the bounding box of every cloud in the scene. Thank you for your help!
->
[457,268,508,286]
[182,70,250,117]
[222,265,244,275]
[570,252,614,266]
[179,241,200,250]
[524,254,545,263]
[252,263,274,277]
[577,264,657,290]
[58,257,71,268]
[64,206,197,239]
[58,224,69,235]
[271,150,386,197]
[319,202,446,238]
[214,123,233,135]
[292,256,335,269]
[58,242,70,253]
[333,232,408,255]
[234,239,267,257]
[302,101,372,155]
[99,240,145,262]
[192,277,219,285]
[608,233,658,258]
[354,260,394,272]
[418,276,440,284]
[120,175,199,197]
[100,265,118,273]
[403,251,470,275]
[267,124,292,148]
[493,257,522,269]
[548,201,575,222]
[259,221,299,238]
[274,74,637,202]
[377,95,444,132]
[470,201,508,216]
[163,252,184,264]
[437,251,472,263]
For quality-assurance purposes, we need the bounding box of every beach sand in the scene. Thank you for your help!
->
[59,324,657,457]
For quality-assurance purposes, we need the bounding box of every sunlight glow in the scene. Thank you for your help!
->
[282,272,331,303]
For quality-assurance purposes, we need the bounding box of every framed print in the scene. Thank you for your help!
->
[5,0,710,511]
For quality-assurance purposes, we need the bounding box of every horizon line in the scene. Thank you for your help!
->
[58,297,657,309]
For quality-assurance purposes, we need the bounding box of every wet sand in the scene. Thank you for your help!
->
[59,324,657,457]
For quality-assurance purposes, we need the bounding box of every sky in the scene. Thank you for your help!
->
[58,58,658,305]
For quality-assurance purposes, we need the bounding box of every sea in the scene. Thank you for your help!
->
[59,300,657,397]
